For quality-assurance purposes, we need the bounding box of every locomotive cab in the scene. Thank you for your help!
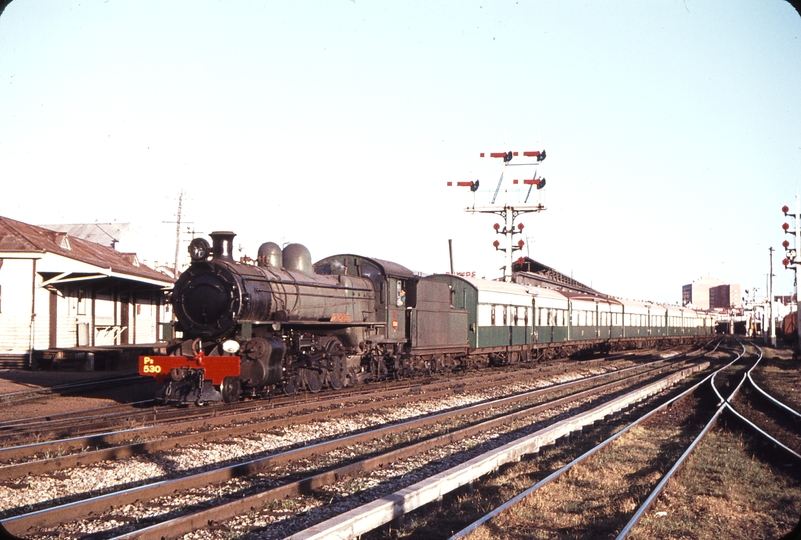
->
[313,254,416,346]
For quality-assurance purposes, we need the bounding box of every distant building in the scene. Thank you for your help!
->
[709,283,741,310]
[0,216,174,368]
[682,277,723,310]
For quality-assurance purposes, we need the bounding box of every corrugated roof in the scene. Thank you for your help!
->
[39,222,134,248]
[0,216,173,285]
[513,256,602,295]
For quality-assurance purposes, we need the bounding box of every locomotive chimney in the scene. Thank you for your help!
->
[210,231,237,262]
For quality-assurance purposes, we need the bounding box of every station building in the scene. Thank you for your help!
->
[39,222,185,277]
[0,216,174,369]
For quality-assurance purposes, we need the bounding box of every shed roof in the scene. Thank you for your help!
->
[513,256,603,296]
[38,222,134,248]
[0,216,173,286]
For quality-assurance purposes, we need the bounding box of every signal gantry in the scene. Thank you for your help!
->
[448,147,548,282]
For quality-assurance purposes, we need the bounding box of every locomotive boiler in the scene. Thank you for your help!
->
[143,231,387,403]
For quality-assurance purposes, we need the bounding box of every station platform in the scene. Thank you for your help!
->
[0,343,169,372]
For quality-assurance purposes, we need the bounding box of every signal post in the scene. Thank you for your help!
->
[781,192,801,348]
[449,148,548,282]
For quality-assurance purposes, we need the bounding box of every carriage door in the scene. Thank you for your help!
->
[506,305,513,347]
[386,278,407,342]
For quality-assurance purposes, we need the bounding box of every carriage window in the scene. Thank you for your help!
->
[491,306,496,326]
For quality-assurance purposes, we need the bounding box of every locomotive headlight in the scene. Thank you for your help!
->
[222,339,241,354]
[188,238,211,262]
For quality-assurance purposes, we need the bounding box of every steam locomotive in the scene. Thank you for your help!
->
[139,231,714,404]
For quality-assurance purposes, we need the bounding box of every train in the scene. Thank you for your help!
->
[139,231,716,404]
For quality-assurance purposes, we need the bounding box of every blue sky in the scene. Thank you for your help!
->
[1,1,799,304]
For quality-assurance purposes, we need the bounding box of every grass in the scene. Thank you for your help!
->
[629,428,801,540]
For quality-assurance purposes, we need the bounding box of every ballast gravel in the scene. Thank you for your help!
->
[1,361,648,538]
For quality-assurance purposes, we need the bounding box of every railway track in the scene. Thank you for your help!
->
[298,355,719,540]
[0,352,654,447]
[0,347,714,538]
[0,360,641,477]
[409,340,800,540]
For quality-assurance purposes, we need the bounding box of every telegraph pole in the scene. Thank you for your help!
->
[163,190,194,279]
[769,247,776,346]
[173,190,183,278]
